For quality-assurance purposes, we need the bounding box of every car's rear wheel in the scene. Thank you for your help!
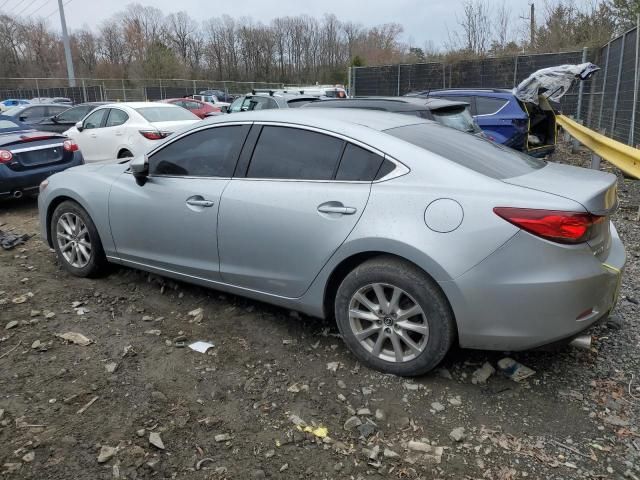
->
[51,201,107,277]
[335,256,455,376]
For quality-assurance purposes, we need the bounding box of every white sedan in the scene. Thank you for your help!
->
[63,102,201,163]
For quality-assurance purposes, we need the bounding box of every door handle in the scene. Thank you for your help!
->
[317,204,357,215]
[186,199,214,207]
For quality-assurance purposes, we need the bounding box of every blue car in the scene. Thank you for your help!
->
[0,115,83,200]
[409,88,557,156]
[0,99,30,112]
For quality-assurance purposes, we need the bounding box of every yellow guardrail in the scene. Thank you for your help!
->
[556,114,640,179]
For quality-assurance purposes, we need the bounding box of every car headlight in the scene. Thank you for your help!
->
[39,179,48,192]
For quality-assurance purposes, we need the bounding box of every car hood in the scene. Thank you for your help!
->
[514,63,600,105]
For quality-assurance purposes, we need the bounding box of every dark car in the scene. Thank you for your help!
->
[303,96,483,135]
[0,115,83,199]
[227,91,321,113]
[4,104,71,127]
[199,89,235,103]
[37,102,108,133]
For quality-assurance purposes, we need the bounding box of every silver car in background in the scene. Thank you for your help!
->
[38,109,625,376]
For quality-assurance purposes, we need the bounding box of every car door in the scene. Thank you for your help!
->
[108,124,250,280]
[218,125,375,298]
[102,108,129,155]
[74,108,109,161]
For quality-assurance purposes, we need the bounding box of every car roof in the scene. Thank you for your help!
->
[203,108,428,132]
[308,97,469,111]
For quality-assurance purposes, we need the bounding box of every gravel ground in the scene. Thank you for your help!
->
[0,143,638,480]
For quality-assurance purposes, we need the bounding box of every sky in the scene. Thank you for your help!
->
[6,0,539,49]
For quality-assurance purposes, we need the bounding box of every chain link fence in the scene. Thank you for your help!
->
[351,24,640,148]
[0,79,288,105]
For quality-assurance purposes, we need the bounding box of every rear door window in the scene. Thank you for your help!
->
[21,106,46,121]
[105,109,129,127]
[247,126,343,180]
[385,123,545,179]
[336,144,384,181]
[475,97,509,115]
[83,109,108,129]
[149,125,248,177]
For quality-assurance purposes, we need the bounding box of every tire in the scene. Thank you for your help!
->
[50,200,107,277]
[118,149,133,159]
[335,256,455,377]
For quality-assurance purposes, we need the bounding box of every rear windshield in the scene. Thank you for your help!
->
[385,123,545,179]
[428,107,482,134]
[0,118,22,130]
[135,106,198,122]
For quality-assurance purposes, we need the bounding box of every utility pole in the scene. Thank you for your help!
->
[58,0,76,87]
[529,3,535,48]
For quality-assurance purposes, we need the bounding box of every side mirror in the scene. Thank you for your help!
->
[51,115,59,123]
[75,121,84,132]
[130,154,149,186]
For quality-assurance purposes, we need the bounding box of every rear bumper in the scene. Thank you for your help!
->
[0,152,83,198]
[440,223,626,351]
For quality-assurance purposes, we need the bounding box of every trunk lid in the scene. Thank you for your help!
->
[503,162,617,260]
[149,120,199,136]
[3,134,71,171]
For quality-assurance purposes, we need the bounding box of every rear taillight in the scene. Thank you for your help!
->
[0,150,13,163]
[139,130,170,140]
[63,139,79,152]
[493,207,604,244]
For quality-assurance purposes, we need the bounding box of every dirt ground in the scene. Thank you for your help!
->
[0,143,639,480]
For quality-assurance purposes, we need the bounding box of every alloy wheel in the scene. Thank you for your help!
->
[56,212,92,268]
[348,283,429,363]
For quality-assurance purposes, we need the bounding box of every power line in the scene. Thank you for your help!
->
[23,0,50,17]
[0,0,13,10]
[7,0,28,11]
[16,0,40,16]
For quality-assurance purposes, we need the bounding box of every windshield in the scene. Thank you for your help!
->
[385,123,545,179]
[429,107,482,134]
[135,106,198,122]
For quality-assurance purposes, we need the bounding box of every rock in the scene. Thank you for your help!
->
[337,393,346,402]
[0,409,4,420]
[431,401,445,412]
[604,415,630,427]
[471,362,495,384]
[437,368,453,379]
[357,408,371,416]
[368,445,380,460]
[384,448,400,458]
[136,429,145,438]
[144,329,161,336]
[337,380,346,389]
[398,416,411,428]
[334,462,343,472]
[326,361,340,372]
[105,362,118,374]
[289,414,306,426]
[21,451,35,463]
[56,332,92,346]
[149,432,164,450]
[606,314,624,330]
[251,469,266,479]
[343,416,362,430]
[142,315,153,321]
[12,295,28,304]
[361,387,372,395]
[279,463,289,472]
[214,433,232,442]
[358,423,376,439]
[264,449,275,458]
[450,427,466,442]
[375,409,386,421]
[31,340,41,349]
[146,457,161,471]
[151,391,167,402]
[448,396,462,406]
[407,440,432,453]
[44,311,55,319]
[5,321,18,330]
[404,382,420,391]
[30,310,40,317]
[97,445,117,463]
[287,384,300,393]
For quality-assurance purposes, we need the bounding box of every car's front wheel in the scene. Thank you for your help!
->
[51,200,107,277]
[335,256,455,376]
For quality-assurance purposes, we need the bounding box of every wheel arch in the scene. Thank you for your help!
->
[320,248,458,340]
[45,193,95,247]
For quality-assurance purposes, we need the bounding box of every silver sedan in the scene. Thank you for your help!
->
[38,109,626,376]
